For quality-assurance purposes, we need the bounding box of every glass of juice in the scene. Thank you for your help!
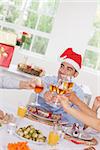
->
[17,102,27,118]
[48,123,60,148]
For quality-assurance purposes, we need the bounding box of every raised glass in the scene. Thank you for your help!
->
[34,78,44,106]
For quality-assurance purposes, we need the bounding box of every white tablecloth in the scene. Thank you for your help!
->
[0,118,99,150]
[0,89,100,150]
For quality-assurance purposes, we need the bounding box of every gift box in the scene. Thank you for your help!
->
[0,43,15,68]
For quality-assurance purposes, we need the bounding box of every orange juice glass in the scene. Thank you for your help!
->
[17,106,27,118]
[48,130,60,145]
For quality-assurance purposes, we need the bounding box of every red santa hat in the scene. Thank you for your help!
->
[60,48,82,72]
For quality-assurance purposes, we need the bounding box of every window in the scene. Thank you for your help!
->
[0,0,59,55]
[83,1,100,72]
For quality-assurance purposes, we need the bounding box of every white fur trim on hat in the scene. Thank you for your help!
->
[64,58,80,72]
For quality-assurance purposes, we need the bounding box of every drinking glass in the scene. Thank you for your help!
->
[7,122,16,135]
[1,145,6,150]
[34,78,44,106]
[60,76,74,92]
[49,77,74,107]
[48,122,60,149]
[49,84,57,93]
[49,84,60,107]
[17,102,27,118]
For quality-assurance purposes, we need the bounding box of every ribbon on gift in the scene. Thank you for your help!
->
[0,47,8,58]
[0,43,14,68]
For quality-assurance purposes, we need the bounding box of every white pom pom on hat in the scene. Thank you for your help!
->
[60,48,82,72]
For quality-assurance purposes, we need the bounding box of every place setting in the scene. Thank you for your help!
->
[62,123,98,146]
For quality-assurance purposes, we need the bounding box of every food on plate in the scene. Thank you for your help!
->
[0,123,2,127]
[28,106,37,113]
[0,109,15,124]
[0,110,4,119]
[72,123,80,138]
[84,147,96,150]
[17,63,45,76]
[63,123,93,141]
[27,105,61,121]
[72,130,80,138]
[16,125,47,143]
[38,109,51,118]
[51,114,61,120]
[7,142,30,150]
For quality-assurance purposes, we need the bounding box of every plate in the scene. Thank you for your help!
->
[28,111,56,122]
[15,125,47,145]
[27,105,61,122]
[78,132,93,141]
[64,127,93,141]
[15,132,46,145]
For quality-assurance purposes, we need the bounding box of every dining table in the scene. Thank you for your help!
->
[0,89,100,150]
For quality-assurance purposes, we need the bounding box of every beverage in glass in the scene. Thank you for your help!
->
[48,130,60,146]
[49,85,57,92]
[68,82,74,90]
[34,78,44,106]
[56,87,66,95]
[34,85,44,93]
[17,106,27,118]
[48,122,60,145]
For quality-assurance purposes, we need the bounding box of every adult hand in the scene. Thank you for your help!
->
[19,77,39,89]
[65,91,78,104]
[92,96,100,112]
[29,77,36,88]
[57,95,70,111]
[30,77,44,89]
[44,91,54,103]
[19,80,35,89]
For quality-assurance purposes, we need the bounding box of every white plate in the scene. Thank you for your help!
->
[64,127,93,141]
[15,132,47,145]
[28,109,60,122]
[78,132,93,141]
[28,111,56,122]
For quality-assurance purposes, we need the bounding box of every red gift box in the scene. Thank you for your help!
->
[0,43,14,68]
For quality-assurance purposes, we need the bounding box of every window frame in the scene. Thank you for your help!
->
[83,45,100,73]
[0,0,59,56]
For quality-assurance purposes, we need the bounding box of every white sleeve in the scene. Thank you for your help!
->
[0,76,20,89]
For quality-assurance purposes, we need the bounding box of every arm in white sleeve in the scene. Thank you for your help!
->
[0,76,19,89]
